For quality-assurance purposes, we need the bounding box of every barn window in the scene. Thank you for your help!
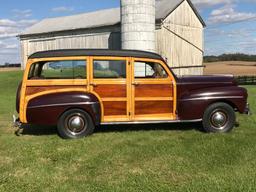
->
[134,61,168,79]
[93,60,126,79]
[28,60,87,79]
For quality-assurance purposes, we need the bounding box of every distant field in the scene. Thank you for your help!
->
[0,67,21,72]
[204,61,256,76]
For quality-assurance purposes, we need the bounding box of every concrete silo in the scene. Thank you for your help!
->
[121,0,156,53]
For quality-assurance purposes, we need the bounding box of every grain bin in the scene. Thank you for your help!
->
[121,0,156,52]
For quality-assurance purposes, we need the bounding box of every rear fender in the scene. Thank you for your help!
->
[26,91,101,126]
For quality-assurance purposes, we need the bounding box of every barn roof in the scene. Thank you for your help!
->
[20,0,205,37]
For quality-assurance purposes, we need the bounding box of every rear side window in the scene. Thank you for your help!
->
[93,60,126,79]
[28,60,86,79]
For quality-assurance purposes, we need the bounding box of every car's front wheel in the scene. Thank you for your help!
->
[57,109,94,139]
[202,102,236,133]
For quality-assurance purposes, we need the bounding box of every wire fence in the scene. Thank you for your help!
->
[235,76,256,85]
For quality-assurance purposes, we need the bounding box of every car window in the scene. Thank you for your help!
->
[134,61,168,79]
[93,60,126,79]
[28,60,86,79]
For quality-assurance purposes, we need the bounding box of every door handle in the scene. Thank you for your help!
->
[132,82,140,86]
[89,83,97,87]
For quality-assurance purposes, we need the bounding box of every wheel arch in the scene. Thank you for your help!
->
[208,99,238,112]
[26,91,102,126]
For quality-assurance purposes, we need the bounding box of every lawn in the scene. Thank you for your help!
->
[0,71,255,192]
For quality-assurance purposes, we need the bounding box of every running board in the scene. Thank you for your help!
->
[101,119,202,125]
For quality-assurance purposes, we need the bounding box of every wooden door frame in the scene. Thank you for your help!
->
[130,57,177,121]
[88,56,131,123]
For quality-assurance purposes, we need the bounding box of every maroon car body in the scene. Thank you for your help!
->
[177,75,248,120]
[14,49,250,139]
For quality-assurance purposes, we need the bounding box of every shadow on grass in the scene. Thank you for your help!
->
[19,122,203,137]
[20,124,57,136]
[97,122,202,133]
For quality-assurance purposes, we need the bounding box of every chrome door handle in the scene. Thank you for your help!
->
[89,83,97,87]
[132,82,140,86]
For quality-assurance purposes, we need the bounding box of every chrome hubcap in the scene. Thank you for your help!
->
[211,111,228,129]
[66,114,86,135]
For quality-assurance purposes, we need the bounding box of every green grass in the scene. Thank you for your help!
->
[0,71,255,192]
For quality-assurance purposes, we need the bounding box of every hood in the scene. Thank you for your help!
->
[178,75,237,85]
[177,75,237,95]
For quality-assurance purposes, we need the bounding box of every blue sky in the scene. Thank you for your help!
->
[0,0,256,64]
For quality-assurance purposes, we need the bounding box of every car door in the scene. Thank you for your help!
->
[131,58,176,121]
[89,56,130,123]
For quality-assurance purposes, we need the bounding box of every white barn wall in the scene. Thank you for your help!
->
[20,26,121,69]
[156,0,204,76]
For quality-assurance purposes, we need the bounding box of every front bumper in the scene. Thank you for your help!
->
[244,103,251,115]
[13,114,22,128]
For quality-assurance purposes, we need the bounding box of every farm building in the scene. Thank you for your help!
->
[19,0,205,76]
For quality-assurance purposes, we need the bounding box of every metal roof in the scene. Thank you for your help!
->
[21,0,205,36]
[28,49,165,61]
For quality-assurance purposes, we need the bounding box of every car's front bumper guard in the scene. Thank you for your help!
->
[13,115,22,128]
[244,103,251,115]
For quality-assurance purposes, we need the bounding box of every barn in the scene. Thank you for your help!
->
[19,0,205,76]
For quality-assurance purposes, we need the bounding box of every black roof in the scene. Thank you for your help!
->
[29,49,164,61]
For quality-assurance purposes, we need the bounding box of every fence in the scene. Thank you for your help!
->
[235,76,256,85]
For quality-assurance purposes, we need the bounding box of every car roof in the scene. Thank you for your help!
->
[29,49,165,61]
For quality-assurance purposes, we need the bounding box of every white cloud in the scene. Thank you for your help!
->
[0,39,18,51]
[51,6,74,13]
[5,43,18,49]
[0,19,16,27]
[17,19,38,27]
[0,19,38,39]
[192,0,236,9]
[12,9,32,18]
[0,17,38,63]
[205,25,256,55]
[208,5,256,24]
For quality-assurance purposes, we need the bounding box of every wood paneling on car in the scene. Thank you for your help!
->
[26,86,86,96]
[94,85,126,98]
[135,84,173,97]
[135,101,173,115]
[103,101,127,116]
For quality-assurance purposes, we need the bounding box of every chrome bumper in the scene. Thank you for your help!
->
[13,115,22,128]
[244,103,251,115]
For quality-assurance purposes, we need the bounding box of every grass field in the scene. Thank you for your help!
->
[204,61,256,76]
[0,71,255,192]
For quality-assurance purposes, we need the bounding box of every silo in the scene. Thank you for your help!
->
[121,0,156,52]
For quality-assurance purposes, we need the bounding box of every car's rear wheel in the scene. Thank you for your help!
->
[57,109,94,139]
[202,102,236,133]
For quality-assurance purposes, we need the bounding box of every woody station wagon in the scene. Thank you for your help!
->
[14,49,250,139]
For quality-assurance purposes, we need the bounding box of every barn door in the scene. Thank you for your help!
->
[131,58,176,121]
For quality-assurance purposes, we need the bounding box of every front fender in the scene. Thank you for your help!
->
[178,86,248,120]
[26,91,101,126]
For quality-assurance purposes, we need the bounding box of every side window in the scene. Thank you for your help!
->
[93,60,126,78]
[134,61,168,79]
[28,60,86,79]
